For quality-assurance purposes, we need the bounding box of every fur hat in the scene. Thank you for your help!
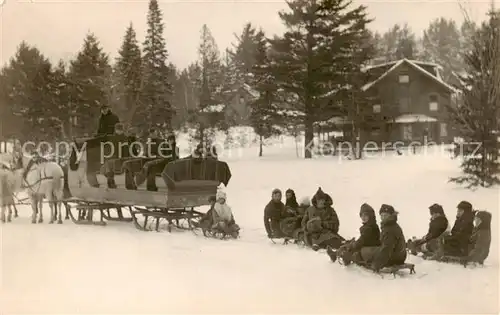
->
[379,204,396,215]
[272,188,282,195]
[457,201,473,212]
[216,190,226,201]
[360,203,375,218]
[474,210,492,229]
[429,203,445,215]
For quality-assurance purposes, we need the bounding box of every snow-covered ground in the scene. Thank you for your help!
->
[1,141,498,314]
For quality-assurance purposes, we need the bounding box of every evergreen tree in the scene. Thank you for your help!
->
[269,0,373,158]
[142,0,173,133]
[68,33,111,137]
[250,30,281,157]
[1,41,54,141]
[421,18,462,82]
[116,22,143,130]
[48,60,73,139]
[190,24,224,145]
[449,9,500,188]
[378,24,419,62]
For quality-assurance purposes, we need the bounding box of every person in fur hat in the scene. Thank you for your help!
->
[463,210,491,265]
[441,201,475,257]
[301,187,342,250]
[264,189,286,238]
[211,190,237,232]
[327,203,381,264]
[407,203,449,257]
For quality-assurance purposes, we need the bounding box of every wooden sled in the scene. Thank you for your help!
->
[379,263,416,277]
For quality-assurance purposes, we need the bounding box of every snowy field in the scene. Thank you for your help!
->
[1,139,499,314]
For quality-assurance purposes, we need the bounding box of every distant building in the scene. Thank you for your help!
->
[356,58,457,145]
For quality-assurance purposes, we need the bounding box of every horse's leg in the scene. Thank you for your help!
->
[49,200,55,224]
[7,205,12,222]
[13,204,18,218]
[57,201,63,224]
[37,197,43,223]
[30,196,37,224]
[1,205,5,223]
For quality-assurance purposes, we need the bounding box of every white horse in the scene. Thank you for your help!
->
[4,151,65,224]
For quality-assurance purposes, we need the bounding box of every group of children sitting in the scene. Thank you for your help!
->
[263,187,492,271]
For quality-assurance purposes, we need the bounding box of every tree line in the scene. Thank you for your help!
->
[0,0,499,186]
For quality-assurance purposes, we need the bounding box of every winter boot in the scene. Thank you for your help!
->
[326,246,337,262]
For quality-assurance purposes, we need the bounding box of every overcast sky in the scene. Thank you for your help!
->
[0,0,498,69]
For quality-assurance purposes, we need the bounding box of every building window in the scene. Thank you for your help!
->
[429,94,439,111]
[440,123,447,137]
[399,74,409,83]
[399,97,410,112]
[373,104,381,113]
[403,124,412,140]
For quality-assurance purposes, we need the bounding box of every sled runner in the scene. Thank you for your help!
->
[60,136,232,233]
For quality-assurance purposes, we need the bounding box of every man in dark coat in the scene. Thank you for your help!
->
[407,203,449,257]
[442,201,474,257]
[356,204,406,272]
[96,105,120,136]
[264,188,286,238]
[327,203,380,263]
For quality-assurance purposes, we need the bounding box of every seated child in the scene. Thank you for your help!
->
[407,203,449,258]
[212,190,237,233]
[327,203,381,264]
[463,210,491,265]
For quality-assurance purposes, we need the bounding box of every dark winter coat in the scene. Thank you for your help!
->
[418,215,449,245]
[97,111,119,136]
[264,200,286,236]
[371,213,407,271]
[466,211,491,264]
[447,209,474,256]
[352,220,381,251]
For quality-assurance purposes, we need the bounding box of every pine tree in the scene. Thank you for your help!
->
[250,30,281,157]
[421,18,462,82]
[190,24,224,145]
[378,24,419,62]
[142,0,173,133]
[48,60,73,139]
[68,33,111,137]
[449,9,500,188]
[116,22,143,130]
[269,0,374,158]
[1,41,54,141]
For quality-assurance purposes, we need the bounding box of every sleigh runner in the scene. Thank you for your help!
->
[60,135,233,234]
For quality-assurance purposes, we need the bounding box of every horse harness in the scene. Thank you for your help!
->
[23,162,54,194]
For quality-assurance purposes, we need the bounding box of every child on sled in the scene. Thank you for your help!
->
[407,203,449,259]
[330,204,408,273]
[327,203,380,264]
[211,190,240,238]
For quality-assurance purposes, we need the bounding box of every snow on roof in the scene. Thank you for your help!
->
[362,58,456,93]
[393,114,438,124]
[200,104,225,113]
[363,59,443,72]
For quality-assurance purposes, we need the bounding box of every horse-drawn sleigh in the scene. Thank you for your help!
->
[0,135,237,239]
